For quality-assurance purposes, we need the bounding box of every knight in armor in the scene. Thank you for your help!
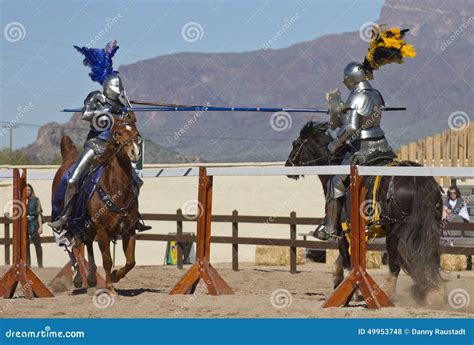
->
[48,41,151,243]
[315,62,394,240]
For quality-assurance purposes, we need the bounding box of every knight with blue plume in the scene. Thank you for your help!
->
[49,40,151,234]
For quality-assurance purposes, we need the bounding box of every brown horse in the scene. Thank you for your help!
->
[51,115,142,293]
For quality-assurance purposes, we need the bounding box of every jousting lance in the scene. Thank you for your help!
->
[62,104,406,114]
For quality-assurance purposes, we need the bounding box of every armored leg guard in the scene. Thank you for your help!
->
[48,148,95,232]
[315,198,343,240]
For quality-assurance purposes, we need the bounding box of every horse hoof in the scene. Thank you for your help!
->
[111,270,120,283]
[73,274,83,289]
[87,278,97,288]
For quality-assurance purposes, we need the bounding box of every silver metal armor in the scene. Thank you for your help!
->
[48,75,129,235]
[315,62,393,240]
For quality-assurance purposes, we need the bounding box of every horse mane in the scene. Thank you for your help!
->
[299,121,329,140]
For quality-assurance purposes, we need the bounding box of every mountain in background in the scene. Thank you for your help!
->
[20,114,200,164]
[27,0,473,163]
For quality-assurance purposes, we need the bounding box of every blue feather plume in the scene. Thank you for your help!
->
[74,40,119,85]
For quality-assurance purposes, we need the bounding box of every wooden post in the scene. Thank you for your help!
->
[323,165,394,309]
[0,169,53,299]
[4,215,10,266]
[177,209,183,270]
[469,123,474,167]
[408,142,417,162]
[290,211,297,274]
[443,131,450,186]
[433,133,441,184]
[400,145,408,161]
[232,210,239,272]
[170,167,233,295]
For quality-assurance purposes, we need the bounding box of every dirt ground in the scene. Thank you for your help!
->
[0,262,472,318]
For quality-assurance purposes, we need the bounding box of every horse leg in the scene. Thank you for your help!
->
[111,233,136,283]
[85,239,97,287]
[333,237,347,289]
[68,245,83,289]
[333,253,344,289]
[97,231,116,294]
[383,230,401,300]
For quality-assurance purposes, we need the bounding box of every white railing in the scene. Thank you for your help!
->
[1,165,473,180]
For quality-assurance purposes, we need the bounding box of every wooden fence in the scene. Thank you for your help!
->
[1,211,473,273]
[396,123,474,186]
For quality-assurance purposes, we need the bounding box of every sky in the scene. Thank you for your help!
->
[0,0,384,149]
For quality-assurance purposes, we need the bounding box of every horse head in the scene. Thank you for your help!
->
[285,121,333,179]
[110,115,142,164]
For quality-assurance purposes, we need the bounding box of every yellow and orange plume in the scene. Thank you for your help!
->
[365,26,416,70]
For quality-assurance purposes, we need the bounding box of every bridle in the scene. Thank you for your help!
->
[112,121,142,154]
[288,130,332,166]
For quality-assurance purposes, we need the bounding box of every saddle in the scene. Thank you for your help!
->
[52,159,142,239]
[51,163,105,239]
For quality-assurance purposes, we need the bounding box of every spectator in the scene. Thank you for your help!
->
[26,184,43,268]
[443,186,470,223]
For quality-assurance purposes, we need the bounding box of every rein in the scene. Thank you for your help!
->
[94,120,140,230]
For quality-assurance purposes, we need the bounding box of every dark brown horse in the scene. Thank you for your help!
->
[286,121,444,304]
[51,115,142,293]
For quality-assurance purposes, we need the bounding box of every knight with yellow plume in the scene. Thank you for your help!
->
[316,26,417,240]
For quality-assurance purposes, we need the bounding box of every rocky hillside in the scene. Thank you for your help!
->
[21,113,200,164]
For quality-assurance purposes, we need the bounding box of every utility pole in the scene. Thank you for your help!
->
[1,125,19,151]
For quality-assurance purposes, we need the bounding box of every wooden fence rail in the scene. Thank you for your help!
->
[396,123,474,186]
[1,212,473,272]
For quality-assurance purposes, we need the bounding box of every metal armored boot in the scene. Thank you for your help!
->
[315,198,343,240]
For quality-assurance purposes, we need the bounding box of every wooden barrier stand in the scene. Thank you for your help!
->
[323,165,393,308]
[170,167,233,295]
[0,169,53,299]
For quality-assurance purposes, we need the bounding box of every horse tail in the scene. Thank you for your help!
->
[60,136,78,163]
[397,175,442,300]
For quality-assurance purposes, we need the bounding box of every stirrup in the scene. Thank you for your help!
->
[136,221,152,232]
[313,224,335,241]
[52,228,75,248]
[47,217,68,230]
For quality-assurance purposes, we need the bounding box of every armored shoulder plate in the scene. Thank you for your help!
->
[344,89,383,117]
[84,91,106,107]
